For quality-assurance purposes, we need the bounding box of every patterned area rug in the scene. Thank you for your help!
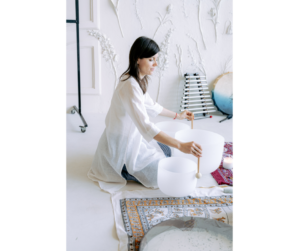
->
[211,142,233,186]
[111,187,233,251]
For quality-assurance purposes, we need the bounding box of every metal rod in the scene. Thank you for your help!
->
[181,103,213,107]
[182,99,213,104]
[184,91,210,94]
[185,80,207,82]
[183,91,210,95]
[72,106,88,127]
[181,104,214,108]
[75,0,82,114]
[193,110,216,114]
[182,102,212,105]
[180,107,215,111]
[219,117,228,123]
[193,116,212,120]
[66,0,88,131]
[185,76,206,78]
[184,87,208,91]
[219,115,232,123]
[181,107,214,111]
[182,95,211,99]
[184,83,208,87]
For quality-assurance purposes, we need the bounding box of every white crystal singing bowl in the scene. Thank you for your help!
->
[157,157,197,197]
[174,129,225,174]
[155,121,190,138]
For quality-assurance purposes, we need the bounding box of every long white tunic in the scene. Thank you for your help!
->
[87,76,166,193]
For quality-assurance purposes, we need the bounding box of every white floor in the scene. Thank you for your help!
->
[67,112,232,251]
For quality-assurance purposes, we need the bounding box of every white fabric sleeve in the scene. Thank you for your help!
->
[118,82,161,142]
[144,92,163,117]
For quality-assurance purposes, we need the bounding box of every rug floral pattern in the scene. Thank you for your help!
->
[120,195,233,251]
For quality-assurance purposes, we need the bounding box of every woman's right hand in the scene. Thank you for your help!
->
[178,141,202,158]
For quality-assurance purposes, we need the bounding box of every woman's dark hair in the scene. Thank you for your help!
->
[120,36,160,94]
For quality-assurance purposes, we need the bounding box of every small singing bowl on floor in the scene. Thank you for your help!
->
[157,157,197,197]
[174,129,225,175]
[155,121,190,138]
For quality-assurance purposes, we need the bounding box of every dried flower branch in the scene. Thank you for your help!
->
[208,0,223,42]
[88,30,119,89]
[174,44,183,107]
[188,46,206,76]
[110,0,124,37]
[183,0,188,18]
[223,56,232,73]
[186,33,206,75]
[223,20,232,35]
[187,33,206,76]
[134,0,143,29]
[156,28,174,102]
[153,4,174,39]
[174,44,183,77]
[197,0,207,50]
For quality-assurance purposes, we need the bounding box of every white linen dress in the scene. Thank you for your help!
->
[87,75,166,193]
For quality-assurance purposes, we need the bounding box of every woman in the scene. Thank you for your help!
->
[87,36,202,193]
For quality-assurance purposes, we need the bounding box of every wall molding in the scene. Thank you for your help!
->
[67,41,101,95]
[80,0,100,30]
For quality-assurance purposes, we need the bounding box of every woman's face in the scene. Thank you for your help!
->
[137,54,158,78]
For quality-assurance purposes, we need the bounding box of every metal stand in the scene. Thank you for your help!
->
[219,114,233,123]
[67,0,88,133]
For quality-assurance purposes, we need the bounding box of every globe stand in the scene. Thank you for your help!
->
[219,114,233,123]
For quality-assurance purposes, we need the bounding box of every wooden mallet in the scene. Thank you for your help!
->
[191,112,202,179]
[196,158,202,179]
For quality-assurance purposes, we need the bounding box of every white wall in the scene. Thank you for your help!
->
[67,0,232,114]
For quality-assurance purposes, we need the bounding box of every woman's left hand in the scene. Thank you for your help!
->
[178,110,194,120]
